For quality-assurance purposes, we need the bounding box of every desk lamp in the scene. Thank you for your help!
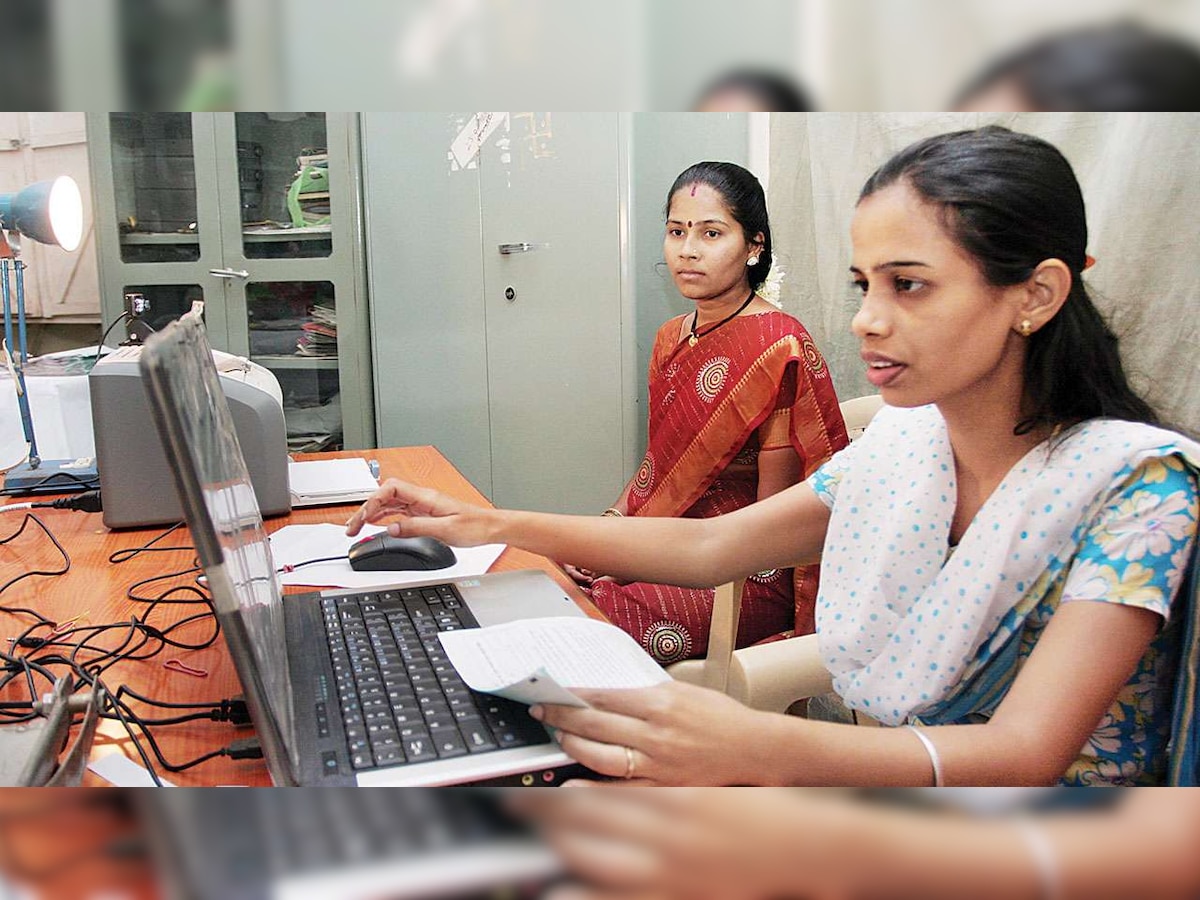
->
[1,175,94,495]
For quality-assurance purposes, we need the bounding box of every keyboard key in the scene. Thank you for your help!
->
[374,746,404,766]
[435,733,469,758]
[403,734,438,764]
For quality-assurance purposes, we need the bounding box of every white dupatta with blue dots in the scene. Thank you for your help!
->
[816,404,1200,729]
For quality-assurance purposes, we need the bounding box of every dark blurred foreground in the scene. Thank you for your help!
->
[2,788,1200,900]
[7,0,1200,110]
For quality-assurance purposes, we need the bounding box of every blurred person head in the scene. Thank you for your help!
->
[694,68,811,111]
[956,22,1200,111]
[856,125,1157,432]
[0,0,55,109]
[664,161,772,295]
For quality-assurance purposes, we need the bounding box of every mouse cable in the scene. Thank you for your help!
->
[277,555,346,574]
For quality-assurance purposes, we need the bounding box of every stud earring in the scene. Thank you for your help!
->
[747,256,759,267]
[1019,319,1033,337]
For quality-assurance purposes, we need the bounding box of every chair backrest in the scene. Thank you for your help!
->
[839,394,884,441]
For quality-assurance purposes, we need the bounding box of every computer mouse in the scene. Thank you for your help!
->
[347,534,458,572]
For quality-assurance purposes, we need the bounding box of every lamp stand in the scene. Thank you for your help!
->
[2,248,98,495]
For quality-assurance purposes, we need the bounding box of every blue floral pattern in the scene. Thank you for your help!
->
[811,447,1198,785]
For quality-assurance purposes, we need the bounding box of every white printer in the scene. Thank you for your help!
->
[89,345,291,528]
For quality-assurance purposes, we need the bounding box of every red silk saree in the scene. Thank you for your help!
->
[589,310,848,663]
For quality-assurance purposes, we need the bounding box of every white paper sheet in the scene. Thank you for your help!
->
[438,617,671,707]
[288,457,379,506]
[88,753,176,787]
[271,522,506,588]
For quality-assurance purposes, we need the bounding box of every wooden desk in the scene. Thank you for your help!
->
[0,447,594,786]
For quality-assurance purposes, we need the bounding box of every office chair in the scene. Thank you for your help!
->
[667,395,884,713]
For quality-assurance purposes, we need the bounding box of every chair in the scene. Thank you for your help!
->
[838,393,885,441]
[667,394,884,713]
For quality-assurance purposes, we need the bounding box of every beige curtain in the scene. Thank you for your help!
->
[768,112,1200,436]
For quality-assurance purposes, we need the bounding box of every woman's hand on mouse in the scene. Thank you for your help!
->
[345,478,496,547]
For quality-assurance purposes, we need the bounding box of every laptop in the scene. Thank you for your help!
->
[138,311,590,787]
[139,788,562,900]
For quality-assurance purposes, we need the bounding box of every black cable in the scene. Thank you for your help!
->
[0,514,69,612]
[28,492,103,513]
[94,310,131,364]
[0,467,101,496]
[108,695,251,773]
[104,685,164,787]
[107,521,190,564]
[277,554,346,573]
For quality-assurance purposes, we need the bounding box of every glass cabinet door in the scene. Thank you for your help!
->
[233,113,332,260]
[90,112,372,451]
[120,284,207,340]
[244,278,342,452]
[109,114,202,264]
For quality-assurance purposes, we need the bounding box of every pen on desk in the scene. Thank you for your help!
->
[368,459,381,481]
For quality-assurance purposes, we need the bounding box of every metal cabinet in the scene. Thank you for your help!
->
[361,112,750,514]
[362,113,633,513]
[87,113,374,451]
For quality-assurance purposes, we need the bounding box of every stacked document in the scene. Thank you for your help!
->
[288,457,379,507]
[297,303,337,356]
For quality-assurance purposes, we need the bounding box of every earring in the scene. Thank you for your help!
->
[1019,319,1033,337]
[747,256,759,267]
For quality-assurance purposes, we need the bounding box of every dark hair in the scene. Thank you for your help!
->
[859,125,1158,433]
[696,68,811,112]
[956,22,1200,111]
[666,161,773,291]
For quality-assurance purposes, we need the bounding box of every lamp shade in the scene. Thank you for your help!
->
[0,176,84,251]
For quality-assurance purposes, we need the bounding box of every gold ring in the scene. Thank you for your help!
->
[622,745,636,779]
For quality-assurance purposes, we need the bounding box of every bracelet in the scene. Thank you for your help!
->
[601,507,624,517]
[904,724,944,787]
[1015,819,1062,900]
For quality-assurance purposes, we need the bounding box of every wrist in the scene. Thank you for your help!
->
[733,708,797,786]
[481,506,511,544]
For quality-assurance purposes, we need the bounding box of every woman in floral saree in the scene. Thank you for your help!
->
[573,162,847,664]
[348,127,1199,788]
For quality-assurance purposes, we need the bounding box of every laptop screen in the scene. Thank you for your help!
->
[138,313,296,778]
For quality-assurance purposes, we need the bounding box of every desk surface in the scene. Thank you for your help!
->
[0,446,595,787]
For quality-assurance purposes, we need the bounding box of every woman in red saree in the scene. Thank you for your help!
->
[574,161,848,664]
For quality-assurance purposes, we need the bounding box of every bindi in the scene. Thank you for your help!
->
[690,183,698,196]
[687,220,693,228]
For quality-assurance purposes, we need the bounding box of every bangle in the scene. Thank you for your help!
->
[601,507,624,517]
[1015,819,1061,900]
[904,724,944,787]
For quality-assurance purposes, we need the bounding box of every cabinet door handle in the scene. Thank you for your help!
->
[209,267,250,279]
[497,242,548,255]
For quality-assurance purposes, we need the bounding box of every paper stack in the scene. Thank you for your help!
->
[288,457,379,507]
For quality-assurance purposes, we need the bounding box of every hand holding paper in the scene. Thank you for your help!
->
[437,617,670,708]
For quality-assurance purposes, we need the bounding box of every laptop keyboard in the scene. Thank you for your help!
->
[169,788,545,884]
[320,584,550,772]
